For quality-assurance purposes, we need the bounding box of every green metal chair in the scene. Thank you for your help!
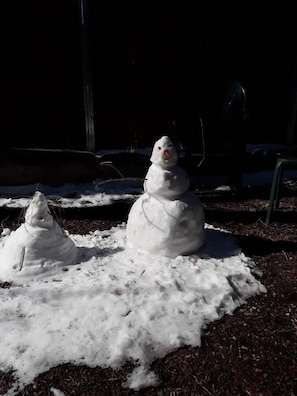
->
[265,155,297,224]
[171,79,248,191]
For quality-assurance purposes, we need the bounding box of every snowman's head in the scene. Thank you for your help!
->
[150,136,178,168]
[25,191,53,228]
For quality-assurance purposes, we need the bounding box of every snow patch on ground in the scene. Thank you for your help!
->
[0,223,266,394]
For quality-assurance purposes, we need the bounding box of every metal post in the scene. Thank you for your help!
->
[286,55,297,146]
[79,0,96,152]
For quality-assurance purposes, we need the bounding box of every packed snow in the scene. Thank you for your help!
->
[0,142,295,395]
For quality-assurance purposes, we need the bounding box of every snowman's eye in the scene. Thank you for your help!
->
[158,146,161,150]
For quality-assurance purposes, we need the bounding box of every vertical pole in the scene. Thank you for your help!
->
[286,55,297,146]
[79,0,96,152]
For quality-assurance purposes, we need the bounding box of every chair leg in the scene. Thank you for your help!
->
[275,166,284,209]
[265,160,283,225]
[229,153,243,193]
[230,171,243,193]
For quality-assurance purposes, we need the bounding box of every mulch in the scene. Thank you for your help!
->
[0,182,297,396]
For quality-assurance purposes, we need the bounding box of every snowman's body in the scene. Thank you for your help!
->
[0,191,77,278]
[126,136,205,258]
[144,163,190,199]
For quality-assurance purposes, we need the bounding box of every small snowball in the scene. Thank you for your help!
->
[123,366,159,391]
[1,228,11,237]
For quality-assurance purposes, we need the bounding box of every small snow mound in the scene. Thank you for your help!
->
[50,388,67,396]
[0,191,77,279]
[123,366,159,391]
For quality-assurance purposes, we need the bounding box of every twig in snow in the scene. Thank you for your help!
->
[282,250,289,261]
[97,161,125,179]
[1,216,9,230]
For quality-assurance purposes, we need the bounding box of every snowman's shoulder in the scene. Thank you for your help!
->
[145,163,166,176]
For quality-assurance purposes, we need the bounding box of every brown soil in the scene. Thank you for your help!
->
[0,183,297,396]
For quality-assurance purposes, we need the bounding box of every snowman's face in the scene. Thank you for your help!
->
[150,136,178,168]
[25,191,52,227]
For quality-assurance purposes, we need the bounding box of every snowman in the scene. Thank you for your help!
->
[0,191,77,279]
[126,135,205,258]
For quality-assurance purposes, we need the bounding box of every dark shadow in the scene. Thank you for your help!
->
[1,199,296,226]
[57,201,133,221]
[198,187,270,203]
[76,245,124,264]
[97,152,150,179]
[205,209,297,225]
[231,233,297,257]
[197,183,297,203]
[0,204,132,225]
[205,209,266,224]
[197,228,241,259]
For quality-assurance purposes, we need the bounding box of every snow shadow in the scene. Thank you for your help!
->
[76,245,125,263]
[198,227,240,259]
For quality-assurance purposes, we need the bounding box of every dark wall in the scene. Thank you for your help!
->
[89,0,297,148]
[0,0,297,150]
[0,0,85,149]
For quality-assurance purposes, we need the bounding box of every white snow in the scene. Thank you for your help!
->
[0,143,295,395]
[0,219,266,395]
[50,388,66,396]
[0,178,143,209]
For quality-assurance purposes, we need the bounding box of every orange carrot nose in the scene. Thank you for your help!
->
[164,149,170,158]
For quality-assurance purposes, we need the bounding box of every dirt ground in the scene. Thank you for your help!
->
[0,182,297,396]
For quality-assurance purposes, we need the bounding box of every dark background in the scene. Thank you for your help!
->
[0,0,297,150]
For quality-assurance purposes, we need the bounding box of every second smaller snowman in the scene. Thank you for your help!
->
[126,135,205,258]
[0,191,77,279]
